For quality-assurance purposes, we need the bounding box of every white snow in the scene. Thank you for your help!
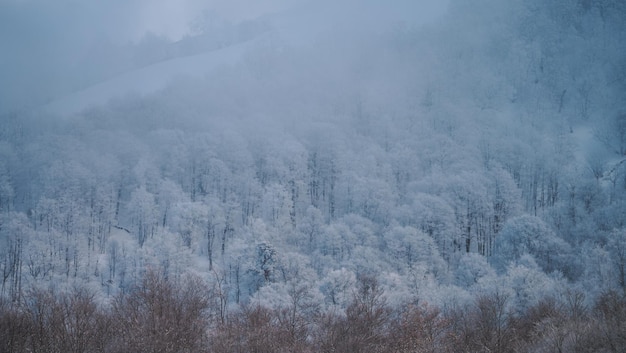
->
[41,36,268,118]
[38,0,448,119]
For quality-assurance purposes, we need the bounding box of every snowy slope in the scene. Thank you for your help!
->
[41,36,268,118]
[39,0,448,118]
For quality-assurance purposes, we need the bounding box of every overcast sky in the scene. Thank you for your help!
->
[0,0,311,44]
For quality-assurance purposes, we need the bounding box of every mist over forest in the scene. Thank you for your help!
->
[1,0,626,352]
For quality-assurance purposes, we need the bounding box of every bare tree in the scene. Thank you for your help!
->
[110,270,211,353]
[593,291,626,353]
[389,303,453,353]
[316,274,391,353]
[0,297,31,353]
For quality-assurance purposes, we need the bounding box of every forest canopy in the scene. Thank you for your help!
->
[1,0,625,351]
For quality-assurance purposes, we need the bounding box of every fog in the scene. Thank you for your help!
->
[0,0,447,115]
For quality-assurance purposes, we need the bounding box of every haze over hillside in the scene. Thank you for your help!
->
[1,0,625,351]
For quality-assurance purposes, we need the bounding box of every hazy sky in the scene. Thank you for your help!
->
[0,0,448,113]
[103,0,310,41]
[1,0,448,47]
[0,0,309,43]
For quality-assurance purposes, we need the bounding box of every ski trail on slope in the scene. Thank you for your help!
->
[41,35,269,118]
[40,0,449,119]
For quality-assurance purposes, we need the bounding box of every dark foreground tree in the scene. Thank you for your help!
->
[109,270,211,353]
[1,287,111,353]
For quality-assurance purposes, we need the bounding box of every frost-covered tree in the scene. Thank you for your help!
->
[383,226,446,278]
[127,187,158,247]
[0,212,31,301]
[492,215,571,276]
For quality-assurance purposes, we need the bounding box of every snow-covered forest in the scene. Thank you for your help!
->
[1,0,626,351]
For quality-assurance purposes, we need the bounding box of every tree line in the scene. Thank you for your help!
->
[1,270,625,353]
